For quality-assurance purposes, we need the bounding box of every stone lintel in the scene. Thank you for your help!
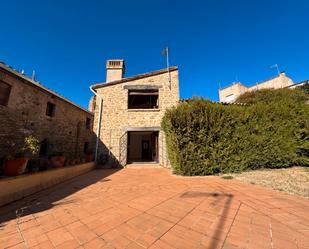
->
[124,126,161,132]
[124,85,162,90]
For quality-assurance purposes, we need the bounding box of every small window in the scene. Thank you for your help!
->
[86,117,91,129]
[128,89,159,109]
[46,102,56,117]
[0,81,12,106]
[225,94,236,103]
[83,142,89,154]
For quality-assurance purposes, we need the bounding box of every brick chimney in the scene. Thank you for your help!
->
[106,59,125,82]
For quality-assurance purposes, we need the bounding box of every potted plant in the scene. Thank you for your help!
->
[71,158,77,165]
[48,152,66,168]
[64,152,76,166]
[3,135,39,176]
[57,153,66,166]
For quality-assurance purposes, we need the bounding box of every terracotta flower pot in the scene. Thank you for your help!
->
[57,156,66,167]
[86,154,94,162]
[4,157,29,176]
[49,156,65,168]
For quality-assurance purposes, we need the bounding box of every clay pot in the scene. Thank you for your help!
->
[4,157,29,176]
[57,156,66,167]
[49,156,65,168]
[67,159,76,165]
[86,153,94,162]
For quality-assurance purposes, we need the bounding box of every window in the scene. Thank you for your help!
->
[225,94,235,103]
[46,102,56,117]
[86,117,91,129]
[128,89,159,109]
[83,142,89,154]
[0,81,12,106]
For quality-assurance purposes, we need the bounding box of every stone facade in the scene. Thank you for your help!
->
[0,62,94,160]
[91,61,179,166]
[219,72,294,102]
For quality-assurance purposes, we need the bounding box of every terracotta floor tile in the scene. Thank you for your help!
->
[29,240,54,249]
[199,235,224,249]
[0,232,24,248]
[126,241,145,249]
[46,227,75,246]
[110,235,132,249]
[66,221,97,245]
[83,237,107,249]
[149,239,176,249]
[135,233,157,247]
[160,225,204,249]
[1,168,308,249]
[22,233,49,248]
[55,239,80,249]
[92,223,112,236]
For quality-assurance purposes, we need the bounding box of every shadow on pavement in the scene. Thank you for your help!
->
[0,168,121,227]
[181,191,234,249]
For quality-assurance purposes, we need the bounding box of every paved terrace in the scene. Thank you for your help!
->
[0,167,308,249]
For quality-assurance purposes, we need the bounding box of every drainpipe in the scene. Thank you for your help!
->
[89,86,103,163]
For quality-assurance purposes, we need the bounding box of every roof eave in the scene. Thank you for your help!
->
[0,62,93,115]
[91,66,178,90]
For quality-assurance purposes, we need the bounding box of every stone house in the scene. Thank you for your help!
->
[89,60,179,166]
[219,72,294,102]
[0,62,94,160]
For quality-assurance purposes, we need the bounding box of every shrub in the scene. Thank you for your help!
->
[299,82,309,95]
[162,89,309,176]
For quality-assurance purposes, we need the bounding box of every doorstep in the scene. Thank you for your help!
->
[125,163,162,168]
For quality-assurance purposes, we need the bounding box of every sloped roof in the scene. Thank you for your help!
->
[219,81,247,91]
[91,66,178,90]
[0,62,92,115]
[219,73,294,92]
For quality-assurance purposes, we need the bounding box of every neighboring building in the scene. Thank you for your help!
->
[219,72,294,102]
[90,60,179,166]
[288,79,309,89]
[0,62,94,159]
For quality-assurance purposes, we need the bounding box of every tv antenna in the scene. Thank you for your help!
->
[270,64,280,75]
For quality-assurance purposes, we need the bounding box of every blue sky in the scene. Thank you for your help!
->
[1,0,309,108]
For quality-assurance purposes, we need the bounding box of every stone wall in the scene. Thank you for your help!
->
[93,69,179,166]
[0,67,94,160]
[0,162,95,207]
[248,73,293,91]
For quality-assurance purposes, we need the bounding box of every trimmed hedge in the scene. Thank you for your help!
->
[162,88,309,175]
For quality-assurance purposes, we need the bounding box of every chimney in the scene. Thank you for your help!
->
[106,59,125,82]
[280,71,286,76]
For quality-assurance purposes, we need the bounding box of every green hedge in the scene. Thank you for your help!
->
[162,88,309,175]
